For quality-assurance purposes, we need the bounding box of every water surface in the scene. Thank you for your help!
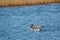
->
[0,3,60,40]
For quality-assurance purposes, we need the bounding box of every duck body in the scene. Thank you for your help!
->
[31,24,42,31]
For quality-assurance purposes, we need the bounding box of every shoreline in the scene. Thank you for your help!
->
[0,0,60,7]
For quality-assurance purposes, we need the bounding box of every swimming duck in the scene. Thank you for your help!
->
[31,24,42,31]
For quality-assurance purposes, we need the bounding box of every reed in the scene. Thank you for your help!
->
[0,0,60,7]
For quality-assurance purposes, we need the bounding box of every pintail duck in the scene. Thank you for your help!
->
[31,24,42,31]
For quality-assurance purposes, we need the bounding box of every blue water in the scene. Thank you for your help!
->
[0,3,60,40]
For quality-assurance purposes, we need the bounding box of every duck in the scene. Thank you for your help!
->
[31,24,42,31]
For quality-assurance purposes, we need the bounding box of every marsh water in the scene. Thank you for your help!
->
[0,3,60,40]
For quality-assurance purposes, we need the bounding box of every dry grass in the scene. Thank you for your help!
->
[0,0,60,7]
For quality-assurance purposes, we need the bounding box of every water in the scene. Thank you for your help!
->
[0,3,60,40]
